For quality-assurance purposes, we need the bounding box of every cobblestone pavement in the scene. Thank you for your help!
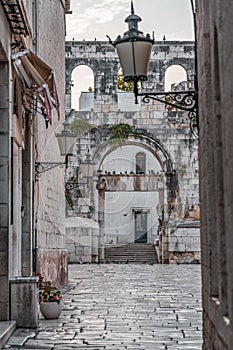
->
[4,264,202,350]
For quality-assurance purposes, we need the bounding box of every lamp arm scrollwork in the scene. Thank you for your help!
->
[135,82,199,138]
[35,162,65,181]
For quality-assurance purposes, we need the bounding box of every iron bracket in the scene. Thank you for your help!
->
[35,162,65,181]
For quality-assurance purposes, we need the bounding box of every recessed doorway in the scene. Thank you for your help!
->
[134,210,149,243]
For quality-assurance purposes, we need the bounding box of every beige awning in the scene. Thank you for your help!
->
[12,49,53,89]
[12,49,60,125]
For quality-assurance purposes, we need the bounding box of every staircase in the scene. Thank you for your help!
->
[104,244,158,264]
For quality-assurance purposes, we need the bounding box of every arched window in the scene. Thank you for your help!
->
[71,65,94,110]
[165,64,187,91]
[136,152,146,174]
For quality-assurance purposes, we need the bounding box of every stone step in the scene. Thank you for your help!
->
[0,321,16,349]
[105,244,158,264]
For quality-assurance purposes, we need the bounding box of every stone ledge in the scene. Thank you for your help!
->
[4,328,36,347]
[0,321,16,349]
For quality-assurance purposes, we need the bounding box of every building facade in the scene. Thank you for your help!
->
[0,0,70,326]
[197,1,233,349]
[64,40,200,264]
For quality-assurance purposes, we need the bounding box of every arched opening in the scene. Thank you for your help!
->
[71,65,94,111]
[97,144,162,245]
[101,145,160,175]
[165,64,187,91]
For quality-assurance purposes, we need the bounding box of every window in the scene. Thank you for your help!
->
[71,65,94,110]
[136,152,146,174]
[165,64,187,91]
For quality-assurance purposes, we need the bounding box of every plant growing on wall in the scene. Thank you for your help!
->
[109,123,139,147]
[69,119,95,135]
[110,123,132,138]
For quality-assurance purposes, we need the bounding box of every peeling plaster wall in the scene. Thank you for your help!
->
[65,40,199,263]
[35,0,68,287]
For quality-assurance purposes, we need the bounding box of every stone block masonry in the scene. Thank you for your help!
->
[65,40,199,264]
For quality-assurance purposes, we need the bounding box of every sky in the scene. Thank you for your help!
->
[66,0,195,42]
[66,0,195,109]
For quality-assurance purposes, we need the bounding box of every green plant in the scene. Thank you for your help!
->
[69,119,95,135]
[65,189,74,209]
[177,164,187,176]
[37,273,62,304]
[117,73,134,92]
[165,94,177,111]
[110,123,133,139]
[109,123,139,147]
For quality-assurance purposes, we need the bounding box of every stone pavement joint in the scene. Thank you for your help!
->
[4,264,202,349]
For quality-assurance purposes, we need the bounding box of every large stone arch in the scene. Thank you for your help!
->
[82,128,178,257]
[92,131,174,174]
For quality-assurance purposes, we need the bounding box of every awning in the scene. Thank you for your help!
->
[12,49,60,125]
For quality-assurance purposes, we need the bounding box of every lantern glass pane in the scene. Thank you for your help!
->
[116,40,153,80]
[56,135,76,156]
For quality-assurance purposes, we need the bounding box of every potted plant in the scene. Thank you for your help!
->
[37,273,63,319]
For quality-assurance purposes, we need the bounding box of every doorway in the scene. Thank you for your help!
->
[134,210,148,243]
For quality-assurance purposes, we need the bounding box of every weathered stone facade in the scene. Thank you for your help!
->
[0,0,70,327]
[65,40,200,264]
[34,0,69,288]
[65,217,99,263]
[197,1,233,348]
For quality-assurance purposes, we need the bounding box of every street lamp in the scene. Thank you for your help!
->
[79,151,95,178]
[112,2,154,89]
[108,1,198,137]
[35,121,77,180]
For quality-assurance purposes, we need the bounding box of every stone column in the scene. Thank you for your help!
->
[22,116,33,276]
[97,178,106,262]
[0,61,10,319]
[161,221,170,264]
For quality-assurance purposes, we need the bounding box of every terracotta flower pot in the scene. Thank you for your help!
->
[40,301,63,319]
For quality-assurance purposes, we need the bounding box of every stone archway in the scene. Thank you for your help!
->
[92,132,177,261]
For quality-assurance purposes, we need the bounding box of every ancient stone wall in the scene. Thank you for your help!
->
[65,40,199,263]
[34,0,68,287]
[197,0,233,348]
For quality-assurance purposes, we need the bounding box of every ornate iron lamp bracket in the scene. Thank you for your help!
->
[138,90,197,112]
[35,162,65,181]
[65,182,80,190]
[135,83,198,138]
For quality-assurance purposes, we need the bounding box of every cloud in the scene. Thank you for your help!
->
[66,0,128,38]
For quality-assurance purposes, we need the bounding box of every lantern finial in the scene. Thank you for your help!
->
[131,1,134,14]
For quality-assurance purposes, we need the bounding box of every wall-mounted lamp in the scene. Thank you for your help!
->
[35,123,76,181]
[79,151,95,178]
[108,1,198,137]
